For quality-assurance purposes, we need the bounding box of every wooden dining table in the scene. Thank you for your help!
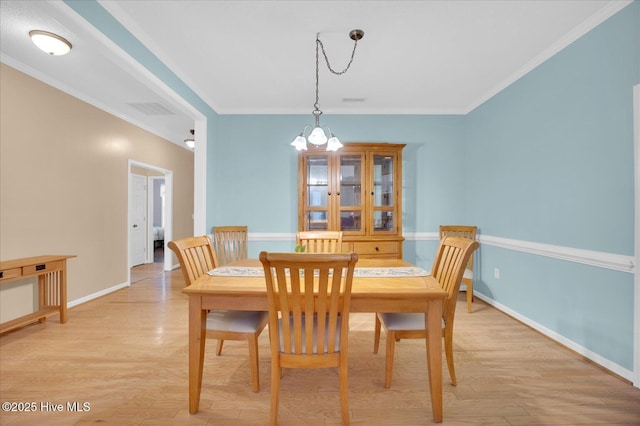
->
[182,257,448,423]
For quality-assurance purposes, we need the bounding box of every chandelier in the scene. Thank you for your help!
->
[291,29,364,152]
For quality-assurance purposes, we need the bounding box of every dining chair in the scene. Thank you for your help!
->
[259,251,359,426]
[295,231,343,253]
[373,236,479,388]
[168,235,268,392]
[439,225,478,313]
[210,226,253,356]
[211,225,249,266]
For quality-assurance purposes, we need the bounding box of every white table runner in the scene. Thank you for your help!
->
[208,266,429,278]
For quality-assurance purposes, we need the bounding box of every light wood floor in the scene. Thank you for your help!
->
[1,262,639,425]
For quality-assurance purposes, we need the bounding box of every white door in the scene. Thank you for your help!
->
[130,174,147,267]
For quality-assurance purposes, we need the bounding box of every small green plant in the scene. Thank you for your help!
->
[294,244,306,253]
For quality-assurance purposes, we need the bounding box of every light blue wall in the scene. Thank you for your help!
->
[208,114,466,266]
[465,2,637,254]
[465,2,639,370]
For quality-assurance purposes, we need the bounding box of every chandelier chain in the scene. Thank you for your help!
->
[317,36,360,76]
[314,36,321,116]
[313,33,361,118]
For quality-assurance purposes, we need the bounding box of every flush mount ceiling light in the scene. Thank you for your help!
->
[184,129,195,149]
[29,30,72,56]
[291,29,364,152]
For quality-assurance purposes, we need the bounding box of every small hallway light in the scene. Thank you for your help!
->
[184,129,195,149]
[29,30,72,56]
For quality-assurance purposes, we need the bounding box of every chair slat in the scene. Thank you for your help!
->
[212,226,248,266]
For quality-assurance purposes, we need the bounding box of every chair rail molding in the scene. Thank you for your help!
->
[248,232,633,273]
[403,232,634,273]
[479,235,634,274]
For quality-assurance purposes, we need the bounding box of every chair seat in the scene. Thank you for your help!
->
[378,312,445,331]
[207,310,268,333]
[279,314,341,353]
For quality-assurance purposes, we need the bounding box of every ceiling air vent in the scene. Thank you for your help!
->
[127,102,176,115]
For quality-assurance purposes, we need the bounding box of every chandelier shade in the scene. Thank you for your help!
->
[291,29,363,152]
[308,126,328,146]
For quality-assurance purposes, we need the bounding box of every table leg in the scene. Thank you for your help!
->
[188,295,207,414]
[38,275,46,323]
[426,298,443,423]
[60,264,68,324]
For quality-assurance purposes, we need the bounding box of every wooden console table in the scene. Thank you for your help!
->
[0,255,75,334]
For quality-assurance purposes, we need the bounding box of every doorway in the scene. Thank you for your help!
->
[149,176,166,265]
[128,160,174,283]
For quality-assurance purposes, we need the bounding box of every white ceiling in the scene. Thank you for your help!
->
[0,1,631,148]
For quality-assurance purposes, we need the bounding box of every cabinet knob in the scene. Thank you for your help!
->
[375,246,380,251]
[337,192,340,196]
[371,192,374,195]
[328,192,332,196]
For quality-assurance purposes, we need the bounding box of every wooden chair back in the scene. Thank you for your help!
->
[296,231,343,253]
[439,225,477,271]
[259,251,358,361]
[167,236,218,285]
[432,236,480,322]
[212,226,248,266]
[259,251,358,424]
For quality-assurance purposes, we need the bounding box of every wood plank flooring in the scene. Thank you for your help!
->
[1,262,639,425]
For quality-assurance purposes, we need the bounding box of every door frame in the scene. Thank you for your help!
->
[128,160,174,279]
[633,84,639,388]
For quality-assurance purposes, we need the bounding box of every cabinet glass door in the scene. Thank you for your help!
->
[305,155,329,230]
[339,154,363,233]
[372,154,395,232]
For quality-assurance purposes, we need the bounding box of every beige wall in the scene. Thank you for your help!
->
[0,63,194,321]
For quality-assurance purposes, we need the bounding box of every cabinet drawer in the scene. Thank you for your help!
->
[0,268,22,281]
[22,261,64,275]
[353,241,399,256]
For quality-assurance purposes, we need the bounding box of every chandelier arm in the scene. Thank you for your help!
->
[317,37,360,76]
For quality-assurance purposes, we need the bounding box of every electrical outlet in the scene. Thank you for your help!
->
[494,268,500,279]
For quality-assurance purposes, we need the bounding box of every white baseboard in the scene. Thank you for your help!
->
[473,291,634,383]
[67,281,130,309]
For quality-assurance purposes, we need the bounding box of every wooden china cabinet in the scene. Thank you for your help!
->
[297,142,405,258]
